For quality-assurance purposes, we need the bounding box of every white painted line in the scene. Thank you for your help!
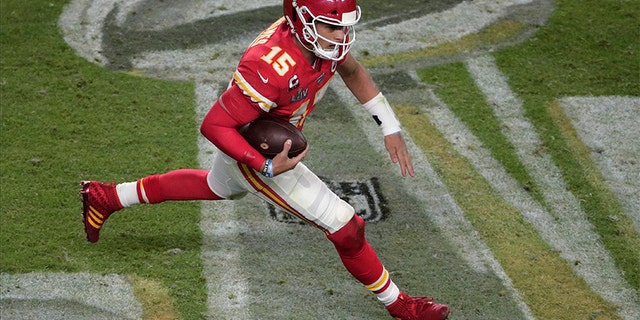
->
[560,96,640,233]
[466,55,639,320]
[330,80,535,320]
[195,81,250,318]
[59,0,115,66]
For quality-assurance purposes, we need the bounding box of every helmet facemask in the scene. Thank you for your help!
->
[293,4,360,61]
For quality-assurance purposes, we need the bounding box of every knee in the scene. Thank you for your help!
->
[327,214,366,255]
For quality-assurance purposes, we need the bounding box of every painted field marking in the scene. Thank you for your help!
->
[330,81,535,320]
[410,83,621,318]
[357,0,534,58]
[560,96,640,233]
[398,99,614,318]
[465,54,639,319]
[195,81,250,318]
[0,272,142,319]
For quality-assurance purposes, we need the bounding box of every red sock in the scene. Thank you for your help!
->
[327,215,385,286]
[138,169,222,204]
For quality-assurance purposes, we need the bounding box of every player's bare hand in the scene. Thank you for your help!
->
[272,139,309,176]
[384,133,415,177]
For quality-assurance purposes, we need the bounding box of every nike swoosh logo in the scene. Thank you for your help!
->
[257,71,269,84]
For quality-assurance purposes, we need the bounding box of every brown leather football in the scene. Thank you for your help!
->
[238,116,307,158]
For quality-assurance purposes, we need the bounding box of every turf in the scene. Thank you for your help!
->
[1,0,638,319]
[495,0,640,290]
[416,0,639,292]
[409,0,639,317]
[396,105,621,319]
[1,1,206,318]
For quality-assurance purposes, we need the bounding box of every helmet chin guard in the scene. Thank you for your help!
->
[284,0,361,61]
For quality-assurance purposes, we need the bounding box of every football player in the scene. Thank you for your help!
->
[81,0,450,319]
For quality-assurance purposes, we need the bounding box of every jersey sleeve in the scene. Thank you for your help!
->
[200,84,267,171]
[233,54,283,113]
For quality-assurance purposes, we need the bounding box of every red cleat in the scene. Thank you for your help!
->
[387,292,450,320]
[80,181,122,243]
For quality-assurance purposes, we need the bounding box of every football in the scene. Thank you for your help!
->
[238,116,307,158]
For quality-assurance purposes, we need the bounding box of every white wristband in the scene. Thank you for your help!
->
[362,92,401,136]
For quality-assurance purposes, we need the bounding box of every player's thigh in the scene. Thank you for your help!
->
[208,153,355,233]
[206,152,249,199]
[258,163,354,233]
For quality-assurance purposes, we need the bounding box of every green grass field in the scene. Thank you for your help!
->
[1,0,638,319]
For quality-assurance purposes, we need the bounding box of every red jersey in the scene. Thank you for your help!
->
[201,18,345,171]
[234,17,343,129]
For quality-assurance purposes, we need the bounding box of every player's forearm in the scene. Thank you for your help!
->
[338,55,380,104]
[200,123,266,171]
[200,90,267,171]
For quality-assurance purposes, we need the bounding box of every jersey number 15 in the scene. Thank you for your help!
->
[261,46,296,77]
